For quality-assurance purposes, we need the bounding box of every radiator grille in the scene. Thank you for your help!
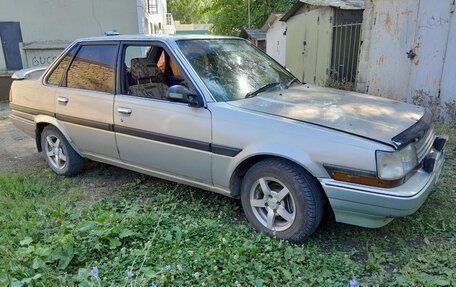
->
[415,127,435,163]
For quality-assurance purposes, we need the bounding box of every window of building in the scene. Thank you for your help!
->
[148,0,158,14]
[66,45,117,93]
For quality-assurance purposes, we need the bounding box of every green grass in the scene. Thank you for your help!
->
[0,126,455,287]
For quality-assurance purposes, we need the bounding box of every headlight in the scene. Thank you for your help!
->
[376,144,418,180]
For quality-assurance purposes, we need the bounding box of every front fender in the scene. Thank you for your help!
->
[229,142,327,179]
[211,140,330,193]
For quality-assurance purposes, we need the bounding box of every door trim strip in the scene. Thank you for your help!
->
[10,104,242,157]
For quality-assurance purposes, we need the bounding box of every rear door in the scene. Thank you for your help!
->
[113,42,212,183]
[55,42,119,159]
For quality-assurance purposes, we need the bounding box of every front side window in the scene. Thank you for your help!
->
[122,44,187,101]
[177,39,296,102]
[46,49,75,86]
[66,45,117,93]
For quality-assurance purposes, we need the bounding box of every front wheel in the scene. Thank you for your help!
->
[41,126,84,176]
[241,159,323,243]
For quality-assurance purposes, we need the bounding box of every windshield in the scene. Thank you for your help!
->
[177,39,298,102]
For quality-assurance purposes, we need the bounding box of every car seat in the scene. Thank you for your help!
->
[128,58,168,99]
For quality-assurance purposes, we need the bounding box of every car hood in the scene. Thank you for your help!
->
[227,84,425,147]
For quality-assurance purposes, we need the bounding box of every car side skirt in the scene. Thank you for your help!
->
[84,152,233,197]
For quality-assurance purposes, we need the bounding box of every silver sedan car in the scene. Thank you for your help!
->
[9,35,447,242]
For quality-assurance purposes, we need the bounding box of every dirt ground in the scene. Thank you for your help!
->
[0,118,45,173]
[0,103,156,191]
[0,101,10,118]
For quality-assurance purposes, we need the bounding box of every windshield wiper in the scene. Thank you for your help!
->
[286,78,301,89]
[245,82,281,99]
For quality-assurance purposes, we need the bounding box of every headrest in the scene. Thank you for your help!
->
[130,58,158,80]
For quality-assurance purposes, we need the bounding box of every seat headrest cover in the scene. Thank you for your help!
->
[130,58,158,80]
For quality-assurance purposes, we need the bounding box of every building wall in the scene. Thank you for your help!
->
[143,0,168,34]
[142,0,177,35]
[0,0,139,71]
[23,48,63,68]
[0,0,138,43]
[174,21,211,34]
[266,19,286,66]
[357,0,456,121]
[440,6,456,114]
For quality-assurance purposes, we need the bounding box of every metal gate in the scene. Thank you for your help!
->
[330,22,362,85]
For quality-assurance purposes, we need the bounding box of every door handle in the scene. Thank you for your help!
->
[117,107,132,115]
[57,96,69,104]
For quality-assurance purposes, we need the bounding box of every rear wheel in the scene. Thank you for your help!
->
[241,159,323,243]
[41,126,84,176]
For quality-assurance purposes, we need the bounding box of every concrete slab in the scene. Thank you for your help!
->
[0,118,44,173]
[0,101,11,118]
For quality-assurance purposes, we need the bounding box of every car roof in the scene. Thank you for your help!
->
[76,34,240,43]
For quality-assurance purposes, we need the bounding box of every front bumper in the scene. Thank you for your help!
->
[319,137,447,228]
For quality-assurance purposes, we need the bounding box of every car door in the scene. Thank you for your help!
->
[114,42,212,183]
[55,42,119,159]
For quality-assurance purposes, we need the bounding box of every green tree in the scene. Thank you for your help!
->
[168,0,210,24]
[207,0,296,35]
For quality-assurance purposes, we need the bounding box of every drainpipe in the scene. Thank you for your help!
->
[136,0,145,34]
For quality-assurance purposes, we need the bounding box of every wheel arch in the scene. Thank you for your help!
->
[34,115,83,156]
[230,154,319,197]
[35,122,47,152]
[229,154,334,222]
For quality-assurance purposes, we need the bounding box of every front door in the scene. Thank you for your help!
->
[0,22,23,70]
[114,43,212,183]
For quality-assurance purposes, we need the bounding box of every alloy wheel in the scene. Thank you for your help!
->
[249,177,296,232]
[44,135,67,170]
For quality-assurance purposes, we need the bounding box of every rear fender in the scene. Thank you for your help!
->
[34,115,83,156]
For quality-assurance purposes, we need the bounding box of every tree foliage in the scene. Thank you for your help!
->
[167,0,295,35]
[206,0,296,35]
[168,0,211,24]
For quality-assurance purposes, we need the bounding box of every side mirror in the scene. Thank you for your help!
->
[167,85,204,108]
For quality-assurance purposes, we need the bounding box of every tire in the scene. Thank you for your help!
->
[241,158,323,243]
[41,126,84,176]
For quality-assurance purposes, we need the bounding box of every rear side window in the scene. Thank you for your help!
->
[66,45,117,93]
[46,49,75,86]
